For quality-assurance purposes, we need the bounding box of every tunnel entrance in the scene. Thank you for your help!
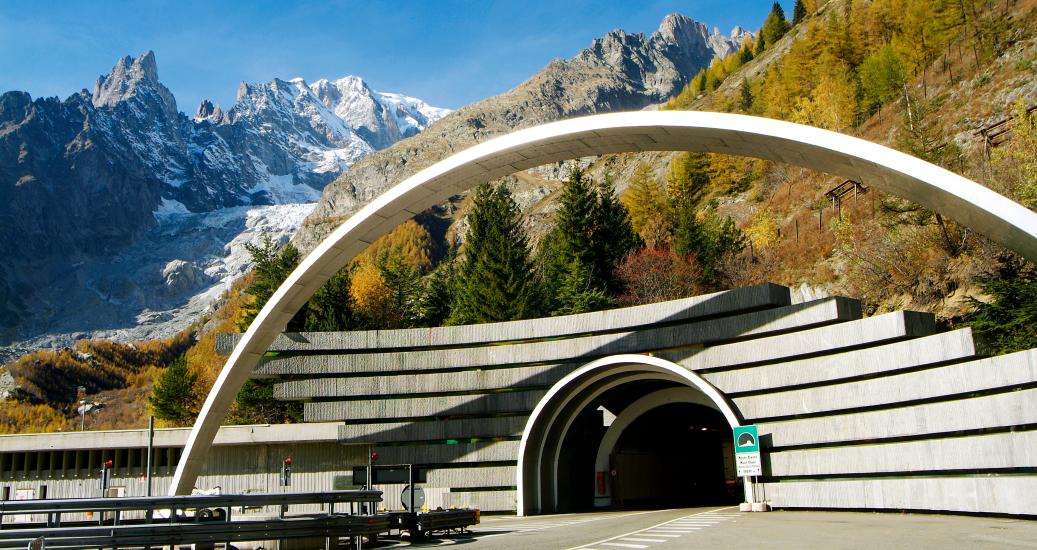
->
[517,355,746,516]
[609,402,735,509]
[553,382,739,513]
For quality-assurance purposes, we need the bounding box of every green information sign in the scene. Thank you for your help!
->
[733,425,762,477]
[733,425,759,453]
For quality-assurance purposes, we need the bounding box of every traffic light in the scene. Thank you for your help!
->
[281,456,292,487]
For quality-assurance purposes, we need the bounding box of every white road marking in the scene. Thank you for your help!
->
[480,509,666,539]
[621,537,669,543]
[566,507,738,550]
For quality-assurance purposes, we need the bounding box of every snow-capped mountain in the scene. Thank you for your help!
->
[309,76,450,150]
[0,51,448,351]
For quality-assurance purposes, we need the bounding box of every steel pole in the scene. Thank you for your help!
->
[146,416,154,497]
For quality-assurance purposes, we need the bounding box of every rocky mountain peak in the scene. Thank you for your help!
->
[655,12,705,42]
[299,10,748,252]
[194,99,223,122]
[92,50,170,110]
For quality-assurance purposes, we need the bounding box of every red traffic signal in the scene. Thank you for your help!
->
[104,460,113,468]
[283,457,292,467]
[370,451,379,462]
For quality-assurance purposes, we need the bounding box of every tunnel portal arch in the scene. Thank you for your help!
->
[516,354,744,516]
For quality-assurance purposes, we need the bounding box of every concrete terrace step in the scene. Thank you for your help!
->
[337,416,528,444]
[217,283,791,354]
[304,390,546,422]
[256,297,860,376]
[702,328,981,394]
[732,347,1034,420]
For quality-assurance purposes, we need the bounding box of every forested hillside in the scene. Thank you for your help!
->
[5,0,1036,433]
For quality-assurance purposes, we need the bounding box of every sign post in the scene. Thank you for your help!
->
[733,425,762,504]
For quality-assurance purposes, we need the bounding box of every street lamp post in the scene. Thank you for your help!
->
[76,386,87,431]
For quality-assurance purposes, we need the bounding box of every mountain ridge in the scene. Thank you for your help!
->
[296,12,747,250]
[0,52,448,350]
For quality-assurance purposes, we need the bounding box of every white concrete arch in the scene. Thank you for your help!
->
[515,353,743,516]
[171,110,1037,495]
[591,387,720,507]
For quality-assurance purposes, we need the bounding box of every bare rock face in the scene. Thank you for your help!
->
[161,259,213,295]
[0,368,17,401]
[296,13,747,251]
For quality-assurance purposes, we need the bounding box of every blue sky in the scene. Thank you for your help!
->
[0,1,789,112]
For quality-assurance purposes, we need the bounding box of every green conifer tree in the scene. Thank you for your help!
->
[672,205,746,285]
[793,0,808,25]
[739,78,755,112]
[554,166,597,270]
[416,248,458,326]
[591,174,641,294]
[967,260,1037,355]
[238,237,307,331]
[449,183,537,324]
[149,355,198,426]
[542,167,640,313]
[759,2,791,54]
[304,268,357,331]
[552,261,613,316]
[375,247,424,328]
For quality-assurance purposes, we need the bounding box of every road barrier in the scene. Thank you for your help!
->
[0,490,386,549]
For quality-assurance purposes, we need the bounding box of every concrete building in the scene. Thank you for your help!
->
[171,111,1037,497]
[221,283,1031,515]
[0,424,356,506]
[4,283,1036,517]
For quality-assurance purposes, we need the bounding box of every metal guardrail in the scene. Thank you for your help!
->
[0,490,383,528]
[0,513,392,549]
[0,491,386,549]
[0,490,382,515]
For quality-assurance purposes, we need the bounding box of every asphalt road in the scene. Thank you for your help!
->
[372,507,1037,549]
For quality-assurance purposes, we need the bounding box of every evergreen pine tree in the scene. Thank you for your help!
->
[416,248,458,326]
[449,183,537,324]
[793,0,808,25]
[759,2,791,53]
[238,237,307,332]
[305,268,357,331]
[739,78,754,112]
[149,354,198,426]
[552,260,613,316]
[672,205,746,285]
[591,174,641,295]
[375,247,424,328]
[542,167,640,313]
[967,260,1037,355]
[233,379,302,424]
[554,166,597,270]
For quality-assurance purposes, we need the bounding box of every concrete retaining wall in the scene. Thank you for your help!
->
[12,283,1037,516]
[266,285,1035,515]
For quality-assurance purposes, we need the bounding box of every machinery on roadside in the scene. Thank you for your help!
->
[354,463,480,541]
